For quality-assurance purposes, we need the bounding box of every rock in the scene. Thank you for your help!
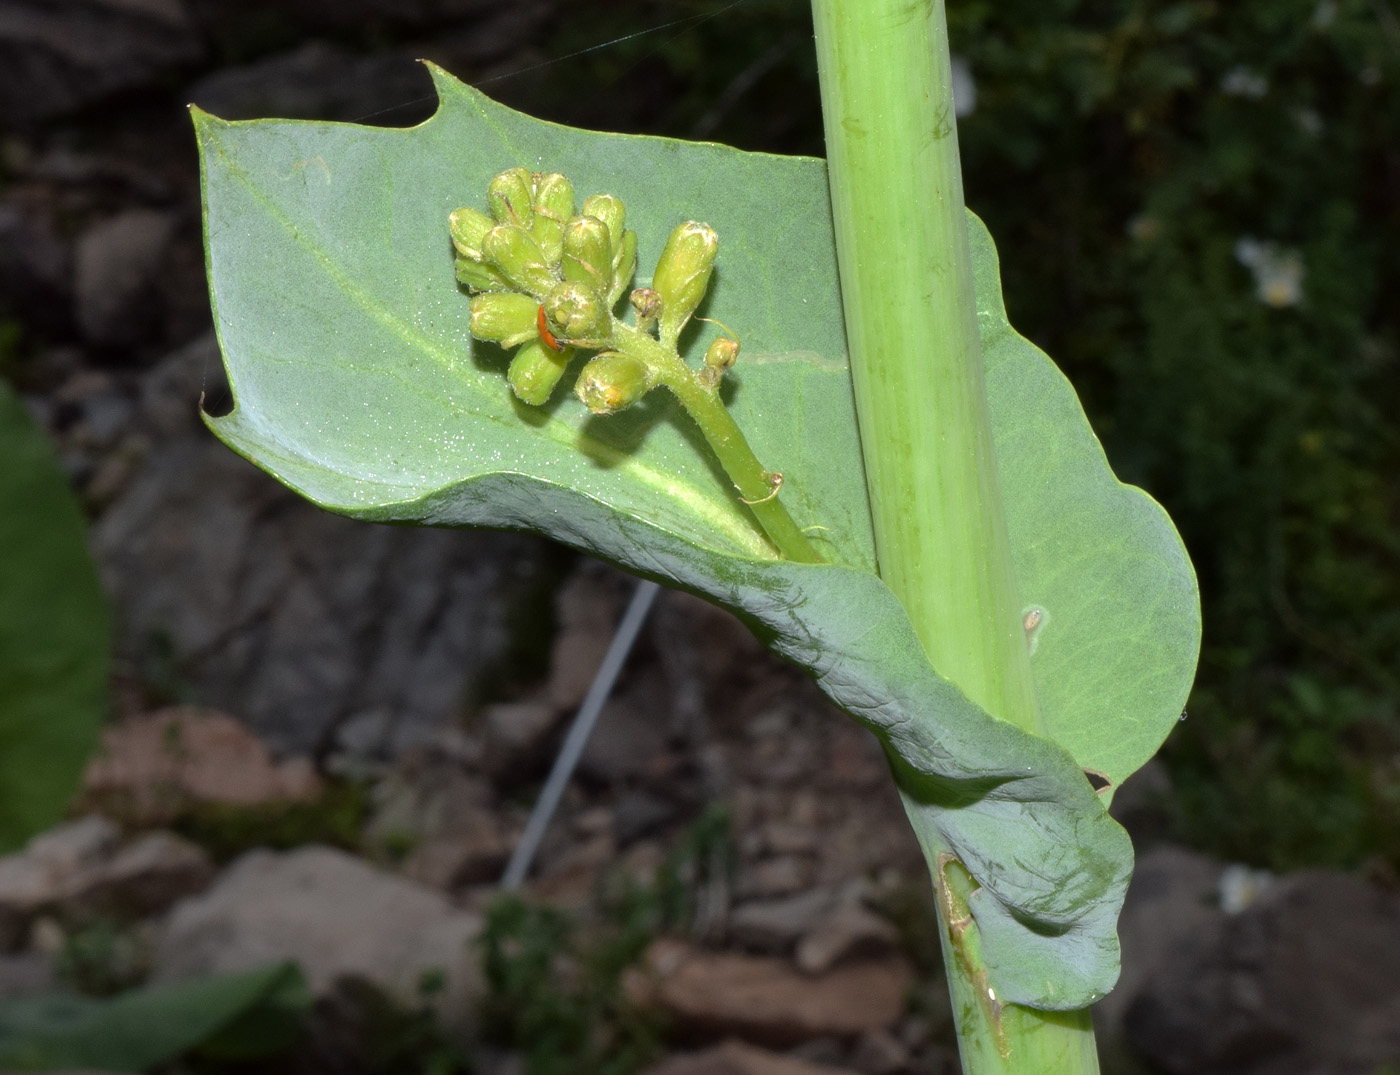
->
[478,699,563,776]
[847,1030,910,1075]
[0,0,204,127]
[643,1040,862,1075]
[1097,844,1225,1035]
[91,400,550,756]
[795,903,900,977]
[730,889,837,954]
[0,817,210,948]
[61,830,213,920]
[83,707,322,820]
[365,754,510,889]
[1123,868,1400,1075]
[739,856,815,900]
[0,950,57,997]
[0,817,118,948]
[578,692,671,785]
[74,209,179,348]
[152,845,483,1026]
[613,789,677,846]
[545,562,628,710]
[628,939,913,1048]
[0,206,73,339]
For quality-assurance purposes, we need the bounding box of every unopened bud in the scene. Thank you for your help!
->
[609,228,637,305]
[575,352,652,415]
[469,291,540,348]
[531,172,575,263]
[455,257,511,293]
[581,194,626,249]
[699,335,739,387]
[487,167,535,229]
[449,207,494,260]
[483,224,557,295]
[561,215,613,295]
[508,338,572,406]
[652,221,718,345]
[629,287,661,327]
[543,281,612,348]
[704,336,739,372]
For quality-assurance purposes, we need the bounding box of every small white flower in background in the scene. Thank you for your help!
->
[1295,107,1324,136]
[1127,214,1161,242]
[1222,66,1269,98]
[951,54,977,118]
[1312,0,1338,29]
[1219,863,1275,914]
[1235,237,1306,308]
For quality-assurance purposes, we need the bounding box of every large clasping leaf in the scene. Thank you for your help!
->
[194,66,1199,1009]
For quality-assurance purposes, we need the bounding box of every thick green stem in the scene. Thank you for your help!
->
[810,0,1098,1072]
[611,322,822,564]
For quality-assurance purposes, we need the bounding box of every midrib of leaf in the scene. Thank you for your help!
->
[202,124,778,559]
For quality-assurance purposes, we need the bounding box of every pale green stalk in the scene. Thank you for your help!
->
[610,321,821,563]
[809,1,1100,1072]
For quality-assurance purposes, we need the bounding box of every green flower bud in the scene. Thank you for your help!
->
[488,167,535,229]
[561,215,613,295]
[455,256,512,293]
[469,291,540,348]
[609,228,637,305]
[575,352,653,415]
[699,335,739,387]
[704,335,739,372]
[629,287,661,328]
[483,224,557,295]
[508,337,572,406]
[652,221,718,345]
[530,172,575,264]
[581,194,625,249]
[449,206,494,260]
[543,281,612,348]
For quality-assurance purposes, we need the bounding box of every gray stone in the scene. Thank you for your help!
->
[153,845,483,1026]
[1123,868,1400,1075]
[0,0,204,126]
[578,692,671,785]
[795,903,900,977]
[0,816,118,948]
[0,206,73,338]
[1098,844,1225,1035]
[848,1029,909,1075]
[74,209,179,347]
[92,368,550,755]
[642,1040,861,1075]
[0,817,210,948]
[365,754,509,888]
[730,889,837,954]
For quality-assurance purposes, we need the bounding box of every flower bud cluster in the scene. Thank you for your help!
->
[453,168,642,406]
[451,169,736,415]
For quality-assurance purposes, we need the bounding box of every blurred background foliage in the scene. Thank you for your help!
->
[497,0,1400,872]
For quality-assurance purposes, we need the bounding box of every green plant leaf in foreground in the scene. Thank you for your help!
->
[195,67,1199,1009]
[0,382,108,852]
[0,962,307,1072]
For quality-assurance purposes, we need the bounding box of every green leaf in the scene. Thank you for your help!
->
[0,382,108,852]
[195,67,1199,1009]
[0,962,308,1072]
